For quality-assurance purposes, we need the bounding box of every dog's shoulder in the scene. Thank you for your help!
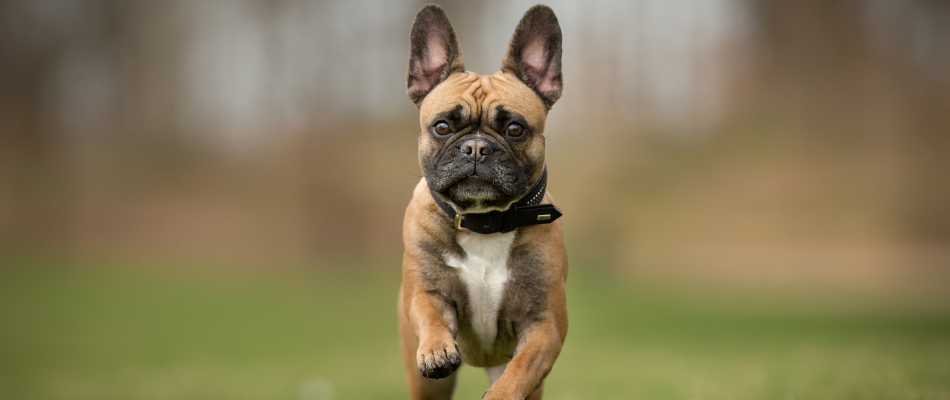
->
[403,178,463,274]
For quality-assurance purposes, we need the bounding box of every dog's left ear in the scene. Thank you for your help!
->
[502,5,563,109]
[407,4,465,106]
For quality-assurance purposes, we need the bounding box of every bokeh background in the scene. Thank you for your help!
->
[1,1,949,399]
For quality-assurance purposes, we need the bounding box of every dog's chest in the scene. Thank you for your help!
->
[445,231,515,349]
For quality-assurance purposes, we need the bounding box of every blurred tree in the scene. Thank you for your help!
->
[1,0,948,257]
[749,0,950,241]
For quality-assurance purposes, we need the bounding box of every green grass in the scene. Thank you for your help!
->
[0,254,948,399]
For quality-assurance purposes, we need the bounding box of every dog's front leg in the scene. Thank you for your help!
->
[483,319,566,400]
[403,280,462,380]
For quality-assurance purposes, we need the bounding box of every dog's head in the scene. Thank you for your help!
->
[407,4,562,213]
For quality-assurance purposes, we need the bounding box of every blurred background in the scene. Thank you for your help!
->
[1,0,949,399]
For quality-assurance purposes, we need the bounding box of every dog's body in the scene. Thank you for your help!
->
[399,5,567,400]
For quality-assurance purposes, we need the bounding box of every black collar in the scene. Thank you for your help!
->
[430,168,563,234]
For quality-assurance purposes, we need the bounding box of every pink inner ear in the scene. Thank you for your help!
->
[426,37,448,70]
[523,41,545,73]
[523,41,559,94]
[409,38,449,95]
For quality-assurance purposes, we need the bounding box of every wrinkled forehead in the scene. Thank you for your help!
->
[419,71,548,129]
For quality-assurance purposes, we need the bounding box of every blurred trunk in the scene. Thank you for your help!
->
[749,0,868,136]
[0,1,72,247]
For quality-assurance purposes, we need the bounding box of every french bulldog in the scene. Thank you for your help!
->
[398,4,567,400]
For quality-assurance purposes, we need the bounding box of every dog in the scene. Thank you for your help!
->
[398,4,567,400]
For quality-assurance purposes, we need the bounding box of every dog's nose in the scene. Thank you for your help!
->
[460,138,492,160]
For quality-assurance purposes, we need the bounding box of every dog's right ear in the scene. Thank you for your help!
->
[407,4,465,106]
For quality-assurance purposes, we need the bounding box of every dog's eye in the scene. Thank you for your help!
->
[505,123,525,137]
[433,121,452,136]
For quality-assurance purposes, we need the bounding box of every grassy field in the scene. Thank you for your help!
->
[0,253,948,400]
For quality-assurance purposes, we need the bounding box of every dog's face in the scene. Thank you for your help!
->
[407,5,562,213]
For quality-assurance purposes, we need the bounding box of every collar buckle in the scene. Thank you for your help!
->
[453,213,470,231]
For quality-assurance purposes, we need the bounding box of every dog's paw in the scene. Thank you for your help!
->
[416,338,461,379]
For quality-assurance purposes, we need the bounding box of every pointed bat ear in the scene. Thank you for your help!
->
[406,4,465,106]
[502,5,563,109]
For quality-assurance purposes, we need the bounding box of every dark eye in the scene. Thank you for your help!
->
[433,121,452,135]
[505,123,525,137]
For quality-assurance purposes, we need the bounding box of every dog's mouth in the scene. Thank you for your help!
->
[425,140,532,212]
[448,175,501,201]
[433,168,529,212]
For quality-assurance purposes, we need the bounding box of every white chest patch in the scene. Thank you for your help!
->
[445,231,515,348]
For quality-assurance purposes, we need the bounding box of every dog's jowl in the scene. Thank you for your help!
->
[398,4,567,400]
